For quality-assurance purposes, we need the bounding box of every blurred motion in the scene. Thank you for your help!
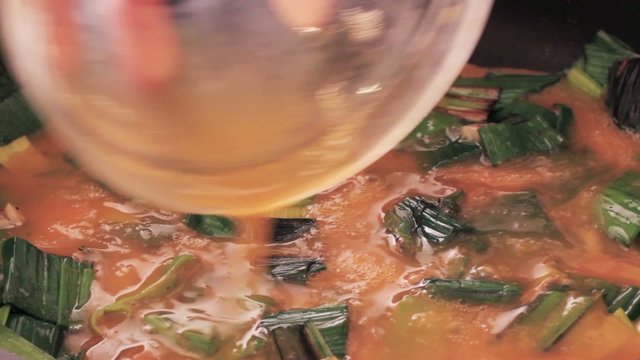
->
[0,0,492,214]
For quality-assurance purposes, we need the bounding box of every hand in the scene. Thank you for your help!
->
[44,0,334,91]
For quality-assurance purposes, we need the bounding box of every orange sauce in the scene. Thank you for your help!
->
[2,65,640,359]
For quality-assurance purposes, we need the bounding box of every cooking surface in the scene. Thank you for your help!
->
[472,0,640,71]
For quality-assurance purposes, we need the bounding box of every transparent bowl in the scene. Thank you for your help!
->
[1,0,492,214]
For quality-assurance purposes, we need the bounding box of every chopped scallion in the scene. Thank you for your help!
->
[421,278,522,304]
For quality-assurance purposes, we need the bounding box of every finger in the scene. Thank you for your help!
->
[267,0,335,28]
[43,0,79,77]
[108,0,181,91]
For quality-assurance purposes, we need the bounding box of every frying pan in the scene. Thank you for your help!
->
[471,0,640,72]
[0,1,636,359]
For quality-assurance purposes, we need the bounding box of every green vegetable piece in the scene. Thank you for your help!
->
[537,295,596,351]
[144,314,218,356]
[435,86,501,122]
[402,111,482,169]
[446,85,502,100]
[479,116,565,166]
[518,291,566,326]
[598,171,640,246]
[454,73,561,107]
[624,289,640,321]
[0,305,9,326]
[418,140,481,169]
[606,57,640,132]
[566,67,603,98]
[467,191,558,236]
[607,286,639,315]
[491,100,556,125]
[6,313,64,356]
[304,320,337,360]
[91,254,197,334]
[422,278,522,304]
[552,104,575,137]
[479,122,525,165]
[572,276,621,306]
[273,218,316,243]
[384,196,469,257]
[1,237,94,326]
[0,325,55,360]
[401,112,460,148]
[583,30,636,86]
[256,256,326,285]
[260,305,349,359]
[184,214,235,237]
[491,100,574,139]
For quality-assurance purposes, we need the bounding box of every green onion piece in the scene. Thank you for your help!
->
[571,276,621,306]
[466,191,558,236]
[607,287,639,317]
[256,256,326,285]
[491,100,556,125]
[0,325,55,360]
[478,122,525,165]
[551,104,575,137]
[6,313,63,356]
[491,100,574,139]
[606,57,640,132]
[402,111,482,169]
[383,196,469,257]
[273,218,316,243]
[401,112,460,149]
[90,254,197,334]
[143,314,218,356]
[454,73,561,107]
[422,278,522,304]
[435,85,501,122]
[537,295,596,351]
[446,85,502,100]
[260,305,349,359]
[598,171,640,246]
[479,116,565,166]
[583,30,636,86]
[623,289,640,321]
[304,320,337,360]
[566,67,603,97]
[418,140,481,169]
[1,237,94,326]
[518,291,566,326]
[184,214,235,237]
[0,305,9,326]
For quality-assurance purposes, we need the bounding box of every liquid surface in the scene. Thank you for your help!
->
[2,65,640,359]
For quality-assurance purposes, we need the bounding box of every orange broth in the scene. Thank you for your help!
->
[2,65,640,359]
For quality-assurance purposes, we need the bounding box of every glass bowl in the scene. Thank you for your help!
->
[1,0,492,214]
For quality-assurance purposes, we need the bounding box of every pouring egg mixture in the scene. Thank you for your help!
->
[2,31,640,360]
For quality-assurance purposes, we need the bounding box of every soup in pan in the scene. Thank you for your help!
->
[2,31,640,360]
